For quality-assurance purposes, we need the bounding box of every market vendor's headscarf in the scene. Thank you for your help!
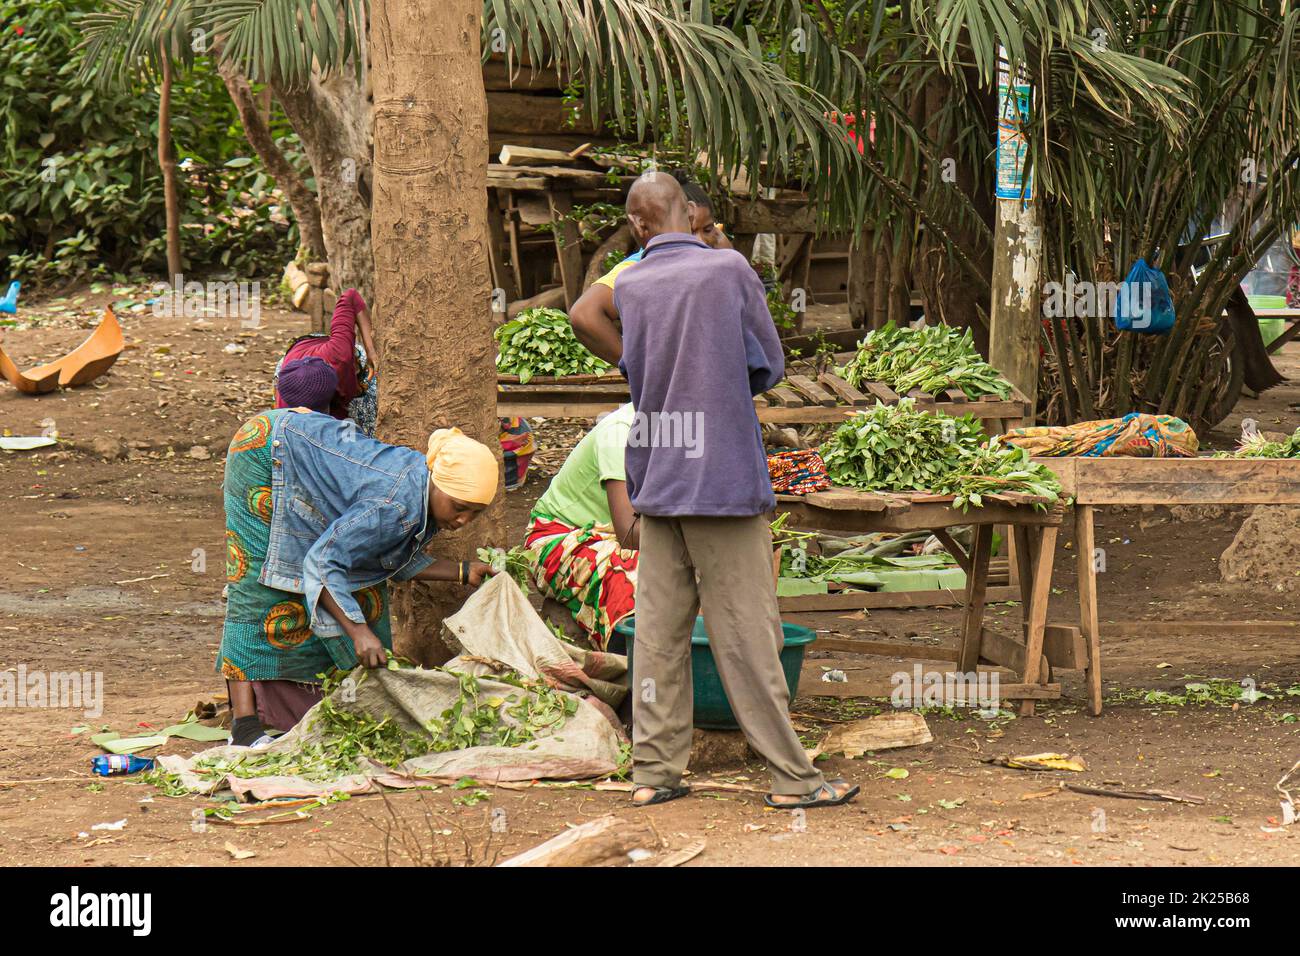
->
[426,427,499,505]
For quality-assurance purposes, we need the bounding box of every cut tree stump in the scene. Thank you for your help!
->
[498,814,661,867]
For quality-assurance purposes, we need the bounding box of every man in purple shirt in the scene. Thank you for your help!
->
[572,175,858,810]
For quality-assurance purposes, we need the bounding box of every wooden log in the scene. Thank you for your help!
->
[499,143,590,167]
[498,814,661,867]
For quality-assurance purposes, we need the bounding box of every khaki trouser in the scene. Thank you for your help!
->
[632,514,825,796]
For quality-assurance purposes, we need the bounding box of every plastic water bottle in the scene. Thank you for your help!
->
[91,754,156,776]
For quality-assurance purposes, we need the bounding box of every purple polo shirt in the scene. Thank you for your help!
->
[613,232,783,516]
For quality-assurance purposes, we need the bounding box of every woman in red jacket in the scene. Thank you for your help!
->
[274,288,379,434]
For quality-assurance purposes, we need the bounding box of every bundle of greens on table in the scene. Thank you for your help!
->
[839,322,1013,399]
[818,399,1061,510]
[1215,426,1300,459]
[495,307,611,383]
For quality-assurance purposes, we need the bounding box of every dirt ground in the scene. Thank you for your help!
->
[1,287,1298,867]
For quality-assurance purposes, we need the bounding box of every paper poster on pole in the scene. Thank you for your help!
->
[996,76,1033,201]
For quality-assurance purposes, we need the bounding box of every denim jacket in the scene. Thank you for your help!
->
[258,411,436,653]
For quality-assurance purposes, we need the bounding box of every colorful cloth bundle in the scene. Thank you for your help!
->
[499,416,535,490]
[1002,412,1198,458]
[767,448,831,494]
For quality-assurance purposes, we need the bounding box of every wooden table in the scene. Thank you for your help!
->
[1038,456,1300,717]
[1255,307,1300,354]
[776,488,1071,715]
[498,364,1030,435]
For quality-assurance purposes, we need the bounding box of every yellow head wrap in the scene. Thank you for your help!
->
[425,427,499,505]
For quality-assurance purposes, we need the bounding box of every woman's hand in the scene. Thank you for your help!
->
[351,626,388,668]
[466,561,495,588]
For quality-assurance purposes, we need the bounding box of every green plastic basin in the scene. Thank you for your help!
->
[612,615,815,730]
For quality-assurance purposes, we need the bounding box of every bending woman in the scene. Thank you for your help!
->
[219,407,498,747]
[525,403,639,651]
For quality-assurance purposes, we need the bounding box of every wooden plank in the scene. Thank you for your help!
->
[812,637,959,662]
[547,190,584,310]
[497,400,623,418]
[1019,525,1059,717]
[786,374,837,406]
[798,489,904,513]
[497,372,623,386]
[487,174,548,191]
[1033,457,1300,505]
[778,585,1020,612]
[1075,504,1103,716]
[931,528,971,575]
[763,385,806,408]
[799,674,1061,701]
[956,525,994,672]
[862,381,902,404]
[776,499,1064,535]
[978,628,1048,680]
[1102,620,1300,636]
[816,372,871,406]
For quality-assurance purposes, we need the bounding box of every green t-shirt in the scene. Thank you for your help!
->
[535,403,635,528]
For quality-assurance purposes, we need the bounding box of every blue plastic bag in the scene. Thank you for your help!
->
[1114,258,1175,334]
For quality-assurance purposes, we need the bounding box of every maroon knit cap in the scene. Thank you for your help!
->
[278,356,338,413]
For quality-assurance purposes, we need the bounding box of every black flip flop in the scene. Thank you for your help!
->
[632,785,691,807]
[764,778,860,809]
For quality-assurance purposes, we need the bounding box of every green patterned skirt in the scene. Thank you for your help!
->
[217,410,392,684]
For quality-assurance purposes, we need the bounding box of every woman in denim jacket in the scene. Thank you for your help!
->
[219,406,499,747]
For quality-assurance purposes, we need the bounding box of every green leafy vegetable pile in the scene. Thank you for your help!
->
[839,322,1013,399]
[1215,427,1300,459]
[818,399,1061,509]
[495,307,612,383]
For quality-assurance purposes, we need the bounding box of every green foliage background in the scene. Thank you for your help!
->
[0,0,300,288]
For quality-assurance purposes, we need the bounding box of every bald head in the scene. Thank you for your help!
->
[626,172,692,246]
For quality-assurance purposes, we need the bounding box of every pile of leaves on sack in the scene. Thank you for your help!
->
[143,665,577,793]
[839,322,1013,399]
[495,307,612,383]
[818,399,1061,510]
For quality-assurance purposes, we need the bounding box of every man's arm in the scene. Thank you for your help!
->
[569,282,624,366]
[604,479,640,550]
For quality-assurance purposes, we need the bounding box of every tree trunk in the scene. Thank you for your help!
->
[370,0,501,664]
[216,53,328,262]
[275,63,375,301]
[158,46,183,281]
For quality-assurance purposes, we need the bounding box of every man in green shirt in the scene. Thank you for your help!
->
[524,404,640,649]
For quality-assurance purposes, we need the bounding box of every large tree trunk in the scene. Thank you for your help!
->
[158,46,183,281]
[371,0,502,664]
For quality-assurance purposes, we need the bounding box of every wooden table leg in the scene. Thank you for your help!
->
[957,524,994,673]
[1018,525,1058,717]
[1076,504,1103,716]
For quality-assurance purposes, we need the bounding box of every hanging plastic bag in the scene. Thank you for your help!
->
[1114,258,1175,334]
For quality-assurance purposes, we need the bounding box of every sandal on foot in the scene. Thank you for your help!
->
[631,785,690,807]
[764,778,860,809]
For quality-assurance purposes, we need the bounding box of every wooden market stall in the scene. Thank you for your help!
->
[1037,456,1300,717]
[775,489,1075,715]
